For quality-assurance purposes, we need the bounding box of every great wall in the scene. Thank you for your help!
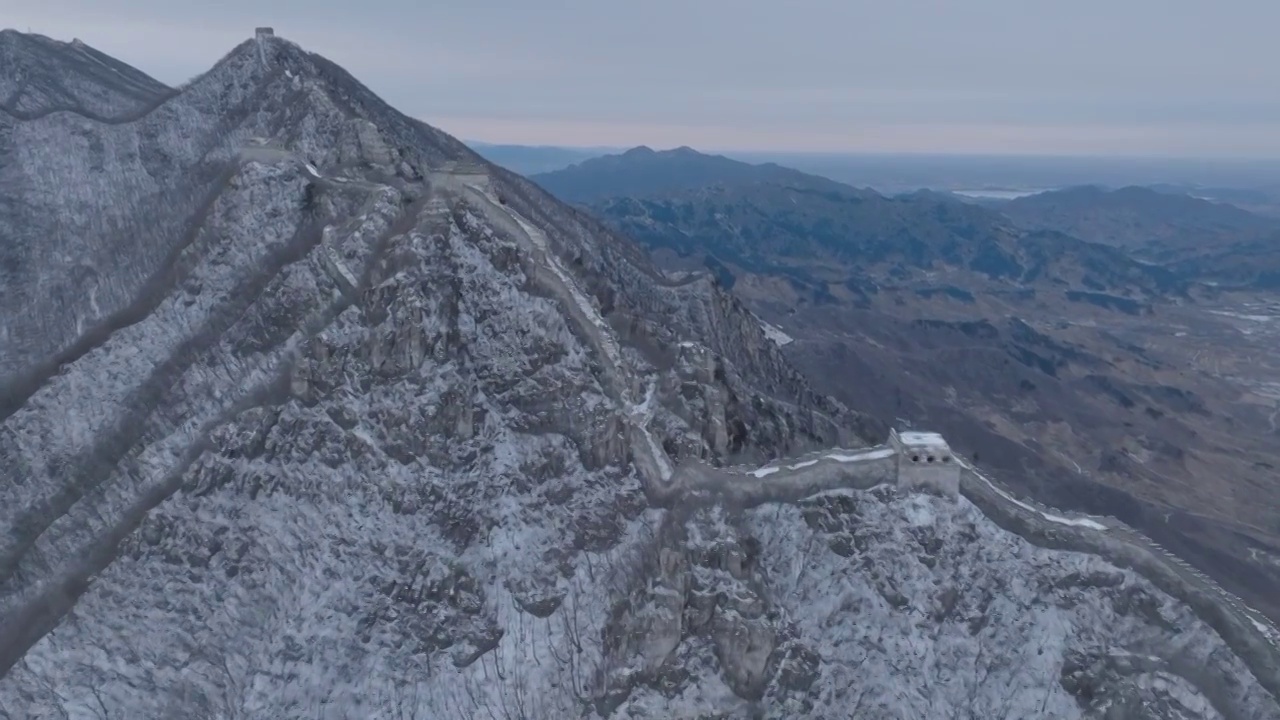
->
[230,150,1280,702]
[418,159,1280,703]
[2,29,1274,714]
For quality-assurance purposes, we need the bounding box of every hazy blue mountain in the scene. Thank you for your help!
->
[729,151,1280,199]
[1002,185,1278,256]
[533,145,854,203]
[1144,183,1280,211]
[539,147,1184,304]
[1169,230,1280,290]
[999,184,1280,290]
[466,141,615,174]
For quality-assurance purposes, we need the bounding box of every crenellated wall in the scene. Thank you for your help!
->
[890,429,960,496]
[652,428,1280,699]
[959,465,1280,705]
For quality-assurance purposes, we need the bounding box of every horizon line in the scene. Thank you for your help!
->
[462,139,1280,164]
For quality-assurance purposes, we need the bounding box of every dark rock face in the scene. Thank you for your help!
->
[0,31,1276,720]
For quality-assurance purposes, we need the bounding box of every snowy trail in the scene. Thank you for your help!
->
[651,442,899,512]
[475,186,626,385]
[455,177,674,482]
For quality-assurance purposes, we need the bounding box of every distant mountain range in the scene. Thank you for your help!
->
[535,147,1186,308]
[998,184,1280,289]
[536,149,1280,295]
[534,146,1280,631]
[1000,184,1278,256]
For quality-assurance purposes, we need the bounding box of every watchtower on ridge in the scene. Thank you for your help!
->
[890,429,960,496]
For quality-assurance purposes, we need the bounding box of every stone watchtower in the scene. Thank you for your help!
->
[255,27,274,40]
[890,430,960,496]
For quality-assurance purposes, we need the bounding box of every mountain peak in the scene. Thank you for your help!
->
[534,144,852,202]
[1,32,876,716]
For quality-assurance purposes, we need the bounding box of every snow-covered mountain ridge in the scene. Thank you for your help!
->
[0,30,1277,719]
[0,29,174,121]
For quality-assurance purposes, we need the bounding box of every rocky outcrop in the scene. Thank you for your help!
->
[597,489,1280,719]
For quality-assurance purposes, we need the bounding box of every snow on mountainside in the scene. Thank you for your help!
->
[0,30,1277,719]
[0,29,173,120]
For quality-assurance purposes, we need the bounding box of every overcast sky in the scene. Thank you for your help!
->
[9,0,1280,156]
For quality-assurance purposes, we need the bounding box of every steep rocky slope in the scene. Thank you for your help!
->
[0,31,1277,719]
[0,30,856,716]
[0,29,173,120]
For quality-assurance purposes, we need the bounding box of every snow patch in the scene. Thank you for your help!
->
[747,446,896,478]
[640,425,674,480]
[1040,511,1108,530]
[630,380,656,418]
[968,463,1107,531]
[903,496,936,527]
[760,320,793,346]
[826,448,896,463]
[898,431,947,448]
[1210,311,1274,323]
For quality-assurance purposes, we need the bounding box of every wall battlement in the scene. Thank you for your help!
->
[890,429,960,496]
